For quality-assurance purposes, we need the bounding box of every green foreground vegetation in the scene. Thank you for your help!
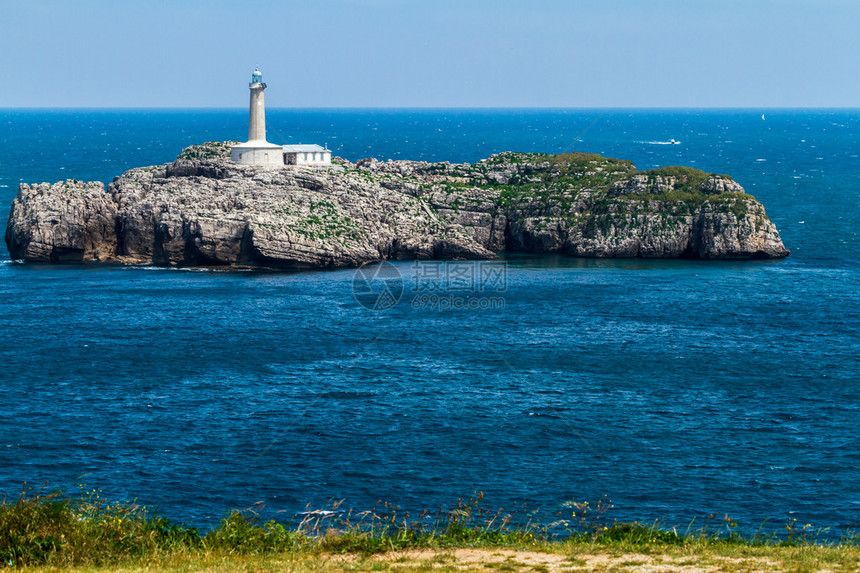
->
[2,489,857,572]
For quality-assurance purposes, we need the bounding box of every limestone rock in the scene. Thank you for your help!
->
[5,180,118,262]
[5,144,790,267]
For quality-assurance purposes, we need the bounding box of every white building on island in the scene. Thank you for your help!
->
[283,144,332,165]
[231,67,331,167]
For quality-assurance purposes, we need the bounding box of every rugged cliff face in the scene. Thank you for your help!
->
[5,142,789,267]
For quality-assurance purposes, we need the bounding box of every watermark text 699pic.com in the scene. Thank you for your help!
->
[352,261,507,311]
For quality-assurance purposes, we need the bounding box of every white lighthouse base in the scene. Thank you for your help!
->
[231,141,284,166]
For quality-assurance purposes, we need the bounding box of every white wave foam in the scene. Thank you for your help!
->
[123,265,177,271]
[298,510,337,516]
[122,265,248,273]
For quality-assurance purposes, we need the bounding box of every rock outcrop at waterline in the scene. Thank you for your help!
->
[5,142,789,267]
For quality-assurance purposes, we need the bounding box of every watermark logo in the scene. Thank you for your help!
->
[352,262,405,310]
[352,261,507,311]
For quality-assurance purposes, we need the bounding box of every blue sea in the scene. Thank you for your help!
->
[0,109,857,535]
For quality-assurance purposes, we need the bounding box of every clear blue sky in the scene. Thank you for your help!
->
[1,0,857,108]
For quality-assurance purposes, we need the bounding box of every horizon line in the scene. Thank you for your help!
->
[1,106,859,112]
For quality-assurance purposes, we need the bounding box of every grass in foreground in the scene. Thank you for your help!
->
[1,488,858,571]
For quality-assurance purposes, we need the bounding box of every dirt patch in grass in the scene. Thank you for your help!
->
[16,547,859,572]
[333,548,765,572]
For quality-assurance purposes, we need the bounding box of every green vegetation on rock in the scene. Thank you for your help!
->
[177,141,236,161]
[400,152,755,221]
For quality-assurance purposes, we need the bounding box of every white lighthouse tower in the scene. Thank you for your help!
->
[231,67,284,166]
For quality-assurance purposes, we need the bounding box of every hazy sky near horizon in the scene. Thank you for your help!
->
[1,0,857,108]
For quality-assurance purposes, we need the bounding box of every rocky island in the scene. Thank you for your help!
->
[5,142,789,268]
